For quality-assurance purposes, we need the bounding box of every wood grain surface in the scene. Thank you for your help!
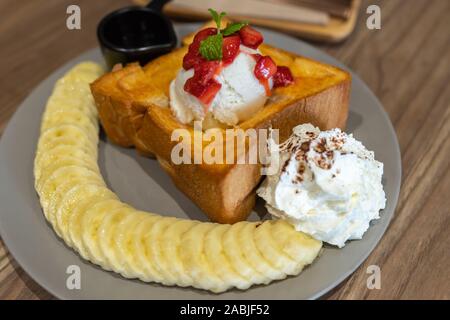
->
[0,0,449,300]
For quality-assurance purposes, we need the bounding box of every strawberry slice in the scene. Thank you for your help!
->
[183,50,202,70]
[193,28,218,43]
[254,56,277,80]
[193,61,220,86]
[251,53,262,62]
[183,28,218,70]
[188,40,201,53]
[239,26,263,49]
[184,60,222,105]
[273,66,294,88]
[183,41,202,70]
[222,35,241,65]
[184,78,222,105]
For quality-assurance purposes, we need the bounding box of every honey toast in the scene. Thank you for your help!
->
[91,23,350,223]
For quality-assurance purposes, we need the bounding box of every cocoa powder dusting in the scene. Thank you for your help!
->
[281,158,291,173]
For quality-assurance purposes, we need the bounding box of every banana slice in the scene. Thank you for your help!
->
[268,219,322,266]
[65,61,104,81]
[40,165,104,225]
[239,222,286,281]
[68,196,118,261]
[253,221,303,276]
[54,183,114,246]
[114,210,154,279]
[41,108,98,134]
[37,166,101,220]
[223,221,270,285]
[43,97,97,127]
[43,71,101,123]
[48,177,105,235]
[180,223,228,293]
[204,224,253,290]
[132,215,167,284]
[35,155,99,192]
[81,200,129,265]
[96,205,142,277]
[36,124,97,157]
[145,216,180,285]
[160,219,198,287]
[34,145,94,182]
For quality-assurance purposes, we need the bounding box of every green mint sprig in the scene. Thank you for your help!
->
[222,22,248,36]
[199,33,223,61]
[199,9,247,61]
[199,9,225,61]
[208,8,226,30]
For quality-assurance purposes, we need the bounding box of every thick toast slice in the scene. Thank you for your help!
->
[91,25,350,224]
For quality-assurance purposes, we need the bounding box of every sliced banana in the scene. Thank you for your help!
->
[42,166,105,228]
[68,196,118,261]
[180,223,229,293]
[114,210,154,279]
[35,155,99,192]
[55,183,114,246]
[41,108,98,134]
[145,216,180,285]
[204,224,253,290]
[38,165,104,222]
[34,145,95,182]
[49,178,106,236]
[97,204,141,277]
[81,200,129,265]
[132,215,167,284]
[223,221,270,285]
[43,97,97,126]
[239,222,286,281]
[160,219,198,287]
[37,137,96,160]
[254,221,304,276]
[36,124,97,158]
[34,62,322,293]
[268,219,322,266]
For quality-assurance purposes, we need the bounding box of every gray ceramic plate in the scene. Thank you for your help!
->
[0,24,401,299]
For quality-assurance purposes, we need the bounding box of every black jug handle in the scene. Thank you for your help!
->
[146,0,170,12]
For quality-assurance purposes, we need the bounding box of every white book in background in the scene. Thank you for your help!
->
[170,0,330,26]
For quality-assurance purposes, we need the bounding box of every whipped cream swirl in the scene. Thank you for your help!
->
[257,124,386,247]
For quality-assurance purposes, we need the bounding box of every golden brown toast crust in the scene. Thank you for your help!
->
[91,31,351,224]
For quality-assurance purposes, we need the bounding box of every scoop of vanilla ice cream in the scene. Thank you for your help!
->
[169,46,271,126]
[257,123,386,248]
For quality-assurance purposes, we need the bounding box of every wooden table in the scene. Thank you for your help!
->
[0,0,448,300]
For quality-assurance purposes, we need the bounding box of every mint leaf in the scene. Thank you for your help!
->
[199,33,223,61]
[222,22,248,36]
[208,8,226,29]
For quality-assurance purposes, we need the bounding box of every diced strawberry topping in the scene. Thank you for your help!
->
[184,60,222,106]
[193,61,220,86]
[254,56,277,81]
[273,66,294,88]
[251,53,262,62]
[239,26,263,49]
[183,29,224,105]
[188,39,201,53]
[183,50,202,70]
[193,28,218,43]
[222,35,241,65]
[183,28,218,70]
[183,41,201,70]
[184,78,222,105]
[181,25,294,107]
